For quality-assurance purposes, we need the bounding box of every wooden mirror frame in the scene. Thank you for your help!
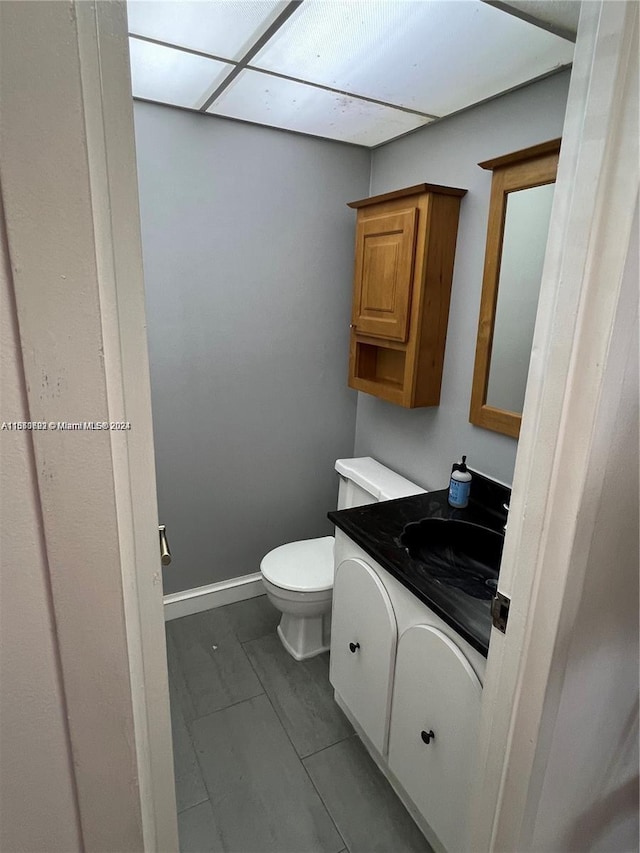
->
[469,138,561,439]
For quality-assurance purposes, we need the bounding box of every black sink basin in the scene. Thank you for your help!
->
[400,518,504,600]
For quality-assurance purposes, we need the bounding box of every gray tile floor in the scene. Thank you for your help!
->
[167,596,432,853]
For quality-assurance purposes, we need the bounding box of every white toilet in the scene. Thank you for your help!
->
[260,457,426,660]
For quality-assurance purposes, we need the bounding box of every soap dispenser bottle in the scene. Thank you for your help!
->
[449,456,472,508]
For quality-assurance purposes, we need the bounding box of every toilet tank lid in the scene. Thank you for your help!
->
[335,457,426,501]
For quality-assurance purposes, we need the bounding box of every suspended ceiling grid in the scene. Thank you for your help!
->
[127,0,574,148]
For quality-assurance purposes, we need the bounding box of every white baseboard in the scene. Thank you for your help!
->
[163,572,265,621]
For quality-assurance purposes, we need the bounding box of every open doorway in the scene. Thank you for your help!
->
[128,3,576,852]
[1,2,636,852]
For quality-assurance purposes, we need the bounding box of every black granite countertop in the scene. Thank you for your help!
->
[328,474,510,657]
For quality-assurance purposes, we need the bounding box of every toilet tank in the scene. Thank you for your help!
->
[335,457,426,510]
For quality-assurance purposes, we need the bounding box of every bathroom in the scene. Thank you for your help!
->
[131,2,573,851]
[2,2,638,852]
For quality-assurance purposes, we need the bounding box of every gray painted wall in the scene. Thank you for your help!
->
[134,104,369,594]
[354,70,571,490]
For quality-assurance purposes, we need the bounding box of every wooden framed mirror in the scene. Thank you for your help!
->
[470,138,560,438]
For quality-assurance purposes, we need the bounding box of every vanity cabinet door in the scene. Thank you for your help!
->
[329,558,397,756]
[388,625,482,853]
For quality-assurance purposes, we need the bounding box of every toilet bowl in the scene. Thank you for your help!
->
[261,536,335,660]
[260,457,426,661]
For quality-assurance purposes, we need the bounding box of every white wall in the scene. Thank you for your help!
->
[134,104,370,594]
[354,71,571,490]
[529,202,639,853]
[0,218,82,853]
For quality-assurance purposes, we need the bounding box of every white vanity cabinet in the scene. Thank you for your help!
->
[329,557,397,755]
[329,531,487,853]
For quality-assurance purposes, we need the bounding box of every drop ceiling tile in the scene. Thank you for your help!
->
[252,0,574,116]
[207,69,431,146]
[129,38,232,109]
[127,0,288,61]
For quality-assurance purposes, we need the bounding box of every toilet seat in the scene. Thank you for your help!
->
[260,536,335,593]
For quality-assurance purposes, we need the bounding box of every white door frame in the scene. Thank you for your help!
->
[0,2,177,850]
[471,1,639,849]
[1,0,636,850]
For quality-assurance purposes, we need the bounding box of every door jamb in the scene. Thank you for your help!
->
[0,2,178,849]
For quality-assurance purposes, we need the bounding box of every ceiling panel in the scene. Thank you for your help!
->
[127,0,287,61]
[252,0,574,117]
[129,38,233,109]
[207,69,431,146]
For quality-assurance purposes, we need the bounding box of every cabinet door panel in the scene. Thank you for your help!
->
[329,558,397,755]
[352,208,417,341]
[388,625,482,853]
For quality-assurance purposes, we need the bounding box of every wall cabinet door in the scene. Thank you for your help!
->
[351,207,417,342]
[388,625,482,853]
[329,558,397,755]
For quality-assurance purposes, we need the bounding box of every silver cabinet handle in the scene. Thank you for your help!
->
[159,524,171,566]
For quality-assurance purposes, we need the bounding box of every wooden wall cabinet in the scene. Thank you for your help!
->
[347,183,466,407]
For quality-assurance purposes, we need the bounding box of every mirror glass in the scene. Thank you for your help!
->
[485,183,555,412]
